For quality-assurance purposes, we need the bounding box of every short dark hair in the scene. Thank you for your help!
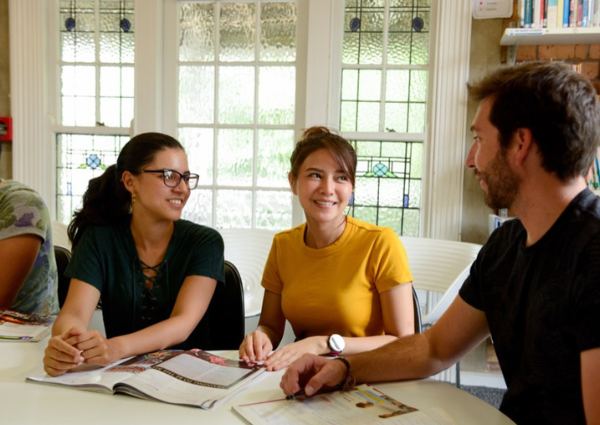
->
[468,60,600,181]
[289,126,357,187]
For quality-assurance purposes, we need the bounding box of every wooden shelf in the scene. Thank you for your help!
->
[501,27,600,46]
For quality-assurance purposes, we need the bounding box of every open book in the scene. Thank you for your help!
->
[233,384,457,425]
[0,309,55,342]
[27,349,266,410]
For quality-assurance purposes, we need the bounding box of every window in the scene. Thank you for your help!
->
[175,1,297,230]
[13,0,472,241]
[339,0,430,236]
[55,0,134,222]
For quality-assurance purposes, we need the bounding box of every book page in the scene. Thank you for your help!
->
[26,350,175,392]
[0,309,55,342]
[233,384,457,425]
[116,350,265,409]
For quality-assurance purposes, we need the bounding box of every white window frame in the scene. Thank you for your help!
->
[10,0,471,240]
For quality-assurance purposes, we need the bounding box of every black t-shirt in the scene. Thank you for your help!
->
[460,189,600,424]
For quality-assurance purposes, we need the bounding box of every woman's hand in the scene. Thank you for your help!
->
[263,336,328,371]
[239,329,274,364]
[43,326,86,376]
[67,329,122,367]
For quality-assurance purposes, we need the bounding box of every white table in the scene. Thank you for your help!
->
[1,339,515,424]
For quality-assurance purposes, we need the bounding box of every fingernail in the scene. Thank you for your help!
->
[306,385,314,395]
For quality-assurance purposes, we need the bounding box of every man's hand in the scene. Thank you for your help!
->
[280,353,347,397]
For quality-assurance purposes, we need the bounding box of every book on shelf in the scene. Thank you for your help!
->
[517,0,600,27]
[233,384,457,425]
[0,308,55,342]
[27,349,266,410]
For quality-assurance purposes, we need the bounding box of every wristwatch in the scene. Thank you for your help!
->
[328,334,345,354]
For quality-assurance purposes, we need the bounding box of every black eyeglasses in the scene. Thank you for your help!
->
[141,169,200,190]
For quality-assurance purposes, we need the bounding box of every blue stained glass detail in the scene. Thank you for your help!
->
[65,17,76,31]
[120,18,131,32]
[403,194,409,208]
[86,154,101,170]
[373,163,388,177]
[412,17,424,32]
[350,17,361,32]
[67,182,72,196]
[349,192,355,206]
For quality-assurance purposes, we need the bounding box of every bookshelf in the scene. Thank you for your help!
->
[501,27,600,46]
[500,27,600,64]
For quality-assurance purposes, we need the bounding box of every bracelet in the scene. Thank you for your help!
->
[333,356,356,392]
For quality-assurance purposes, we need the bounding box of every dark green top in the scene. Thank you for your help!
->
[66,218,224,350]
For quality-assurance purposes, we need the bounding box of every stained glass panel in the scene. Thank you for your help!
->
[348,139,422,236]
[56,133,128,222]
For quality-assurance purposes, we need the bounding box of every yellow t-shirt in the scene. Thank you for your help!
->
[261,216,413,339]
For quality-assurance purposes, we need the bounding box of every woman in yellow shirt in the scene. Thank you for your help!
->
[239,127,415,371]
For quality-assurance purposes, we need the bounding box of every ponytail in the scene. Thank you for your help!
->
[68,132,184,247]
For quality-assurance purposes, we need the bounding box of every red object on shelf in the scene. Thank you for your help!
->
[0,117,12,142]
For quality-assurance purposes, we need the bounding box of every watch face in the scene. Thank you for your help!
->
[329,334,345,352]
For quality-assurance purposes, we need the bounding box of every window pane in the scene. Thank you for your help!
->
[217,129,253,186]
[179,66,215,124]
[216,189,253,228]
[347,139,422,236]
[256,129,294,187]
[59,0,135,128]
[179,3,215,62]
[220,3,256,62]
[256,190,293,229]
[179,127,214,186]
[56,133,128,222]
[219,66,255,124]
[258,67,295,125]
[260,2,297,62]
[182,189,213,225]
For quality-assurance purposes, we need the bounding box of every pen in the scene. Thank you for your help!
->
[286,390,305,400]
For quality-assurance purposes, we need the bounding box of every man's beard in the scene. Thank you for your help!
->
[476,149,521,211]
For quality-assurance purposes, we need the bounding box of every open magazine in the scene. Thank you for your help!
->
[0,309,55,342]
[27,349,266,410]
[233,384,457,425]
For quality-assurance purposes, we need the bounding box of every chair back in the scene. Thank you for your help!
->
[54,245,72,308]
[400,236,482,326]
[206,260,245,350]
[52,221,71,250]
[217,229,277,318]
[411,285,422,334]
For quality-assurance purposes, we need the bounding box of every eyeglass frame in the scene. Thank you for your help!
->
[140,169,200,190]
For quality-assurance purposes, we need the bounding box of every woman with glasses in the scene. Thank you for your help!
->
[43,132,224,377]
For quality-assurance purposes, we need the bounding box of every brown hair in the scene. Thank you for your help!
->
[289,126,357,187]
[468,60,600,181]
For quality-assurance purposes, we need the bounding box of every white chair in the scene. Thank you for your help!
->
[51,220,71,249]
[217,228,277,318]
[400,236,482,385]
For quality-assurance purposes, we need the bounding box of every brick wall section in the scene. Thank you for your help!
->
[502,1,600,93]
